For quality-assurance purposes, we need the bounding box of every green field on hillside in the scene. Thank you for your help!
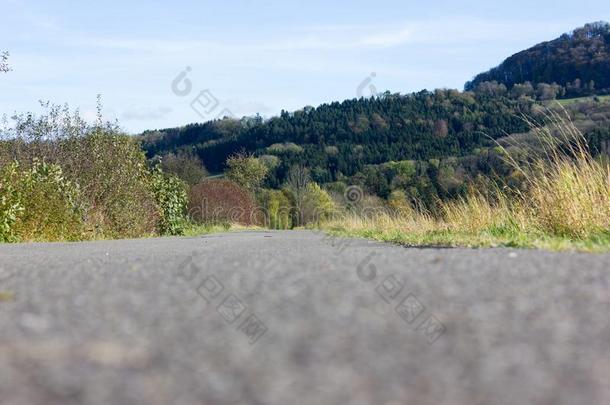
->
[556,95,610,106]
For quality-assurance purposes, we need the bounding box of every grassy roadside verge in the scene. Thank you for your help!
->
[181,222,263,237]
[318,219,610,253]
[317,115,610,254]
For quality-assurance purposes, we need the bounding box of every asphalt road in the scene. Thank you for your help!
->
[0,230,609,405]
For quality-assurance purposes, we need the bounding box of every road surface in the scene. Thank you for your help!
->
[1,231,609,404]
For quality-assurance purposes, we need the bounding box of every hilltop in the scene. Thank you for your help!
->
[465,22,610,97]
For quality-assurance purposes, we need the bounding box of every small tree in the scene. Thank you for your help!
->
[225,153,268,190]
[301,183,335,225]
[433,119,449,138]
[151,166,188,236]
[510,82,535,98]
[285,165,311,226]
[258,189,292,229]
[159,151,207,186]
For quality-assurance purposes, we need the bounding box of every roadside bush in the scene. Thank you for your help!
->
[189,179,260,225]
[151,166,188,235]
[71,132,159,239]
[258,189,292,229]
[0,164,23,242]
[0,161,83,242]
[300,183,336,225]
[1,101,164,240]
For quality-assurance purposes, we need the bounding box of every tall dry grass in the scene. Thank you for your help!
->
[441,188,518,234]
[525,154,610,238]
[321,206,441,243]
[503,110,610,238]
[322,112,610,247]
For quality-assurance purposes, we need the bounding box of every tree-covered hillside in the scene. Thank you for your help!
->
[465,22,610,97]
[143,90,533,180]
[143,93,610,208]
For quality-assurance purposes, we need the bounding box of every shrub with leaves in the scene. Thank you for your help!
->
[72,132,159,239]
[1,160,83,242]
[1,101,160,239]
[226,153,269,190]
[300,182,336,225]
[156,151,207,186]
[0,163,23,242]
[151,166,188,235]
[189,179,260,225]
[258,189,292,229]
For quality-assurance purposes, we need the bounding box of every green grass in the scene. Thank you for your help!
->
[323,225,610,253]
[181,222,262,237]
[555,95,610,106]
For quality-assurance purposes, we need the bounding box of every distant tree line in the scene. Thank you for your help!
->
[142,89,534,183]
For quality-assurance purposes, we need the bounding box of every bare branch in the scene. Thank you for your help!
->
[1,51,10,73]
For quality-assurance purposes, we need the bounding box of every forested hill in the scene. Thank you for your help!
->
[142,22,610,204]
[465,22,610,96]
[142,90,533,179]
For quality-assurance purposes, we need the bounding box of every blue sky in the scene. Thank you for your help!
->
[1,0,609,133]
